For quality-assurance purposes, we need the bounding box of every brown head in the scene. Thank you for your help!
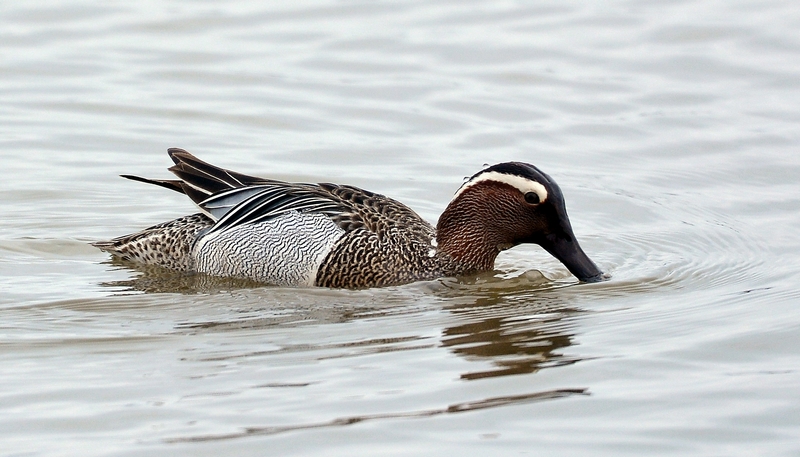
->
[436,162,605,282]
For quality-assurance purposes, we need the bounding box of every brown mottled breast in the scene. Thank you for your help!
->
[313,184,459,288]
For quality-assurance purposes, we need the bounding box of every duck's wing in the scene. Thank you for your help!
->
[125,148,434,239]
[198,183,347,236]
[197,183,436,245]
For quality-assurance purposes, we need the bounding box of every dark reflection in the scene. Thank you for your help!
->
[437,270,585,380]
[442,314,578,380]
[167,388,588,443]
[102,258,587,383]
[99,257,267,294]
[97,259,438,335]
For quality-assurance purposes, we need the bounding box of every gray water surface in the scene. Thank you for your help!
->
[2,1,800,456]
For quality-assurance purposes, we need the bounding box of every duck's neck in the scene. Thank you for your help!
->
[435,197,507,273]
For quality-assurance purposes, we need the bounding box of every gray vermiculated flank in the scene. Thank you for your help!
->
[193,211,345,286]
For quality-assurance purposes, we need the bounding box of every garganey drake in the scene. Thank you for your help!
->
[93,148,605,288]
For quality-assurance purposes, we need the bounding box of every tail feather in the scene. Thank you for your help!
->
[121,175,185,194]
[122,148,275,206]
[168,147,270,185]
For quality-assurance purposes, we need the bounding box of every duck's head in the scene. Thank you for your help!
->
[436,162,605,283]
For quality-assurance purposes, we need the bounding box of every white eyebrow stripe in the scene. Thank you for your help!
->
[452,171,548,203]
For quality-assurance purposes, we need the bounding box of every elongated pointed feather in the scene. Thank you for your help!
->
[200,185,273,220]
[120,175,185,194]
[168,168,230,201]
[168,148,268,188]
[203,185,345,236]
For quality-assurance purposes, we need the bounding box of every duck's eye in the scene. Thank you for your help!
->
[524,192,540,204]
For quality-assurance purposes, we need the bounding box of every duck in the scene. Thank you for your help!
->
[93,148,605,288]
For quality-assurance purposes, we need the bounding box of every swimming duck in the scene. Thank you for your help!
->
[93,148,604,288]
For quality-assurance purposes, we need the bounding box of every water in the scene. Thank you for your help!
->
[2,1,800,455]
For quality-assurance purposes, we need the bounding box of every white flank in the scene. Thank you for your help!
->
[451,171,548,203]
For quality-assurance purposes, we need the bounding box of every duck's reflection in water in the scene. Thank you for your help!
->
[442,312,578,380]
[101,260,585,382]
[99,258,266,294]
[438,271,584,380]
[98,264,591,444]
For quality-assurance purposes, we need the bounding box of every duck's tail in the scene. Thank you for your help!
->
[120,148,274,205]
